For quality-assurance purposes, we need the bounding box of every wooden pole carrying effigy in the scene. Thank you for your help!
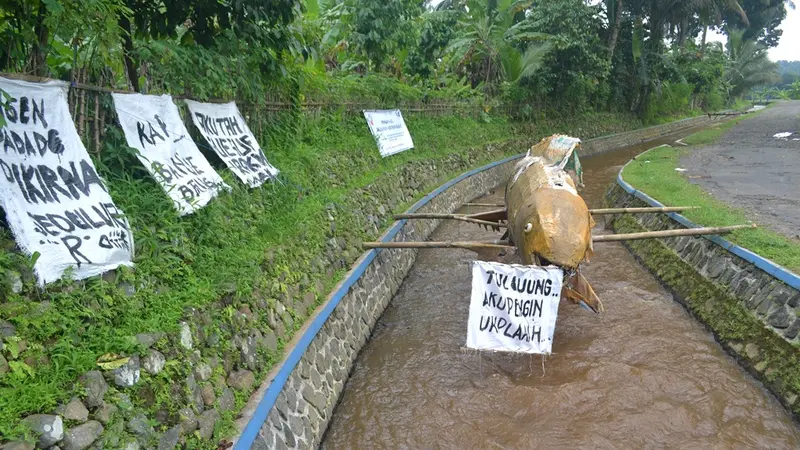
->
[363,241,513,250]
[588,206,699,215]
[400,206,699,220]
[362,224,755,250]
[591,224,755,242]
[393,214,506,228]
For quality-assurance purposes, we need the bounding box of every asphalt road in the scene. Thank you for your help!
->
[681,101,800,240]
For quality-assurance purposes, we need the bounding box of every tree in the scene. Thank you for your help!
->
[513,0,609,108]
[723,0,793,48]
[349,0,422,71]
[0,0,130,76]
[406,10,459,78]
[725,28,781,98]
[118,0,304,91]
[444,0,547,91]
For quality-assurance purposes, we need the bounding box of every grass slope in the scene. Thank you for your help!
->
[623,117,800,273]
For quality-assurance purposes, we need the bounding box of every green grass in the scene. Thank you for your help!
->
[623,126,800,273]
[0,108,640,444]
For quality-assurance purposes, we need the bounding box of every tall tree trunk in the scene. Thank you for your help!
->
[119,15,140,92]
[700,24,708,56]
[678,17,688,47]
[30,1,50,76]
[607,0,623,62]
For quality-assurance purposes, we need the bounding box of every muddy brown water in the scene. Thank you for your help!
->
[321,130,800,449]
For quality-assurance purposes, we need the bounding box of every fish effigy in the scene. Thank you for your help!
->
[503,135,602,313]
[364,134,754,317]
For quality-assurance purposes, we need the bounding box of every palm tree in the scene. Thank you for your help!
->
[607,0,748,62]
[724,28,780,99]
[444,0,549,90]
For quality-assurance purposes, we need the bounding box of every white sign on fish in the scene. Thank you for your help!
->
[0,77,134,285]
[466,261,563,354]
[363,109,414,157]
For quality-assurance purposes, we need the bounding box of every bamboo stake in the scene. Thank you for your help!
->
[363,240,513,250]
[459,205,700,214]
[589,206,699,215]
[464,202,506,207]
[592,224,755,242]
[393,214,506,228]
[93,91,100,153]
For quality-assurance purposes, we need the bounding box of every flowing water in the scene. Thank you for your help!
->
[321,131,800,449]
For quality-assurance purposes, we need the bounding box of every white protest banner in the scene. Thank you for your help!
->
[112,93,229,215]
[0,77,134,285]
[363,109,414,157]
[466,261,563,354]
[184,100,279,188]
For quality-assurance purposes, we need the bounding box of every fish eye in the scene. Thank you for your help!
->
[524,223,533,233]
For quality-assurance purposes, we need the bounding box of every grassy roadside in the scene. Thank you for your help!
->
[622,115,800,273]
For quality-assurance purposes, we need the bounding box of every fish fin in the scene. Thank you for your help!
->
[562,272,604,315]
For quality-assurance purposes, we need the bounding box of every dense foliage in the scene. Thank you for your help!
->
[0,0,792,113]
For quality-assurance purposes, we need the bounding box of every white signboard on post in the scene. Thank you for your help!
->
[0,77,134,285]
[184,100,279,188]
[363,109,414,157]
[466,261,563,354]
[112,93,229,215]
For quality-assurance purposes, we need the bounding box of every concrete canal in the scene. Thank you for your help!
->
[320,131,800,448]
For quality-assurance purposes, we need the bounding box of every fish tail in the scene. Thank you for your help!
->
[561,272,604,315]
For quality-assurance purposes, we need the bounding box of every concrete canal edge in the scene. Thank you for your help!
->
[580,114,720,156]
[230,114,723,449]
[604,145,800,420]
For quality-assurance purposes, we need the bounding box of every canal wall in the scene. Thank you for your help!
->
[580,114,716,156]
[604,150,800,420]
[237,155,521,449]
[231,114,727,450]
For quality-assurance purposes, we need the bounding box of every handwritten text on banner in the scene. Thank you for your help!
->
[466,261,563,354]
[112,93,229,215]
[0,77,134,285]
[184,100,278,188]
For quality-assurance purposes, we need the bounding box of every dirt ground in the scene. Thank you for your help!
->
[680,101,800,240]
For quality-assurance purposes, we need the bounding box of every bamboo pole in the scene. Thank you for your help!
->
[589,206,699,215]
[592,224,755,242]
[464,203,506,207]
[363,240,513,250]
[393,214,506,228]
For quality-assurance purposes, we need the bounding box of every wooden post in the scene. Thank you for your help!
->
[363,240,513,250]
[464,203,506,207]
[592,224,755,242]
[588,206,699,215]
[393,213,506,228]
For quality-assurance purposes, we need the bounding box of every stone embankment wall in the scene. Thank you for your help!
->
[581,114,717,156]
[240,157,521,449]
[230,115,730,450]
[604,156,800,420]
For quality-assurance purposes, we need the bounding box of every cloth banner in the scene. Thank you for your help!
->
[466,261,563,354]
[112,93,229,215]
[0,77,134,285]
[363,109,414,157]
[184,100,279,188]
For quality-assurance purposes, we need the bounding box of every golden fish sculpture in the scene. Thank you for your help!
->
[503,135,601,313]
[365,134,754,317]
